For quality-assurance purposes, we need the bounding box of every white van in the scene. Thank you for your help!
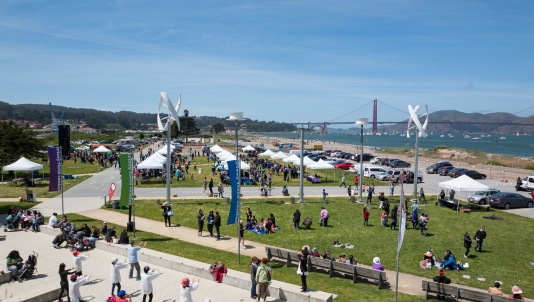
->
[363,167,387,179]
[521,176,534,191]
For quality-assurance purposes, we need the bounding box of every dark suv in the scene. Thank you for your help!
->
[354,153,374,162]
[426,161,452,174]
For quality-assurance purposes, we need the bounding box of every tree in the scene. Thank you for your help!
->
[0,121,46,167]
[184,109,189,142]
[139,133,145,139]
[170,121,179,138]
[211,122,225,134]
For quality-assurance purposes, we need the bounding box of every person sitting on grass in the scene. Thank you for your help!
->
[441,250,457,270]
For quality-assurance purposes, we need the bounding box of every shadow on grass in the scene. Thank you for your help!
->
[141,237,173,243]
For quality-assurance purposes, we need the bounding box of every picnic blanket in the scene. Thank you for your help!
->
[332,244,354,249]
[249,227,280,235]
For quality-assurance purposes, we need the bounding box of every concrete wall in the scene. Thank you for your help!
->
[2,285,61,302]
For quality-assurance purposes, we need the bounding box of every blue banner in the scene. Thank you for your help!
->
[226,160,241,225]
[48,146,62,192]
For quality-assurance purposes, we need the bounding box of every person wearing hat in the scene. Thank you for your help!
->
[474,226,486,252]
[68,273,90,302]
[101,221,108,237]
[161,202,172,227]
[180,277,200,302]
[255,258,272,302]
[72,251,89,276]
[372,257,384,271]
[140,266,160,302]
[116,290,132,302]
[432,268,451,298]
[110,257,129,297]
[509,285,523,299]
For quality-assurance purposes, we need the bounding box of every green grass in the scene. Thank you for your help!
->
[108,197,534,298]
[0,176,90,198]
[67,213,430,302]
[135,154,383,189]
[0,202,35,213]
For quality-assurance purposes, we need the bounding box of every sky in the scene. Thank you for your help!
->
[1,0,533,124]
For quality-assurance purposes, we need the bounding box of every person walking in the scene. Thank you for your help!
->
[128,240,146,280]
[161,202,172,227]
[293,209,301,229]
[110,257,129,297]
[474,226,486,252]
[419,188,427,204]
[214,212,221,240]
[339,174,346,188]
[208,178,214,195]
[197,209,205,237]
[296,247,309,292]
[390,205,398,230]
[203,177,207,193]
[463,232,472,258]
[255,258,272,302]
[180,277,200,302]
[363,206,370,226]
[68,274,90,302]
[140,266,160,302]
[72,251,89,276]
[250,257,260,299]
[322,189,328,204]
[58,263,75,302]
[354,174,359,187]
[389,181,395,197]
[347,185,352,201]
[320,207,329,227]
[366,184,375,204]
[239,220,246,250]
[218,183,224,198]
[207,211,215,238]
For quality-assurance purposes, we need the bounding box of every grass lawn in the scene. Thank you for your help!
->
[135,154,384,189]
[108,197,534,298]
[67,213,429,302]
[0,202,36,213]
[0,176,90,198]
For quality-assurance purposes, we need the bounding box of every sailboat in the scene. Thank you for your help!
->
[495,136,498,142]
[516,132,520,136]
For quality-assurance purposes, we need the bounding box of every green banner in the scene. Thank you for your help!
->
[119,153,134,206]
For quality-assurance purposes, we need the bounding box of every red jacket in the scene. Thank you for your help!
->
[363,210,370,219]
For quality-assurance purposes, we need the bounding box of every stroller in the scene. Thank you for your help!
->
[15,251,38,281]
[4,212,21,232]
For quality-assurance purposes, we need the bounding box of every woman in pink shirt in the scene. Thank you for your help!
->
[320,207,329,227]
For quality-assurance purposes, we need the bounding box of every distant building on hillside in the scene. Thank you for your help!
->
[77,127,99,134]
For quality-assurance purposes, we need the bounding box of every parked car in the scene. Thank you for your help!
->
[426,161,452,174]
[377,171,393,181]
[448,168,468,178]
[390,170,423,183]
[383,158,398,166]
[348,165,360,173]
[438,166,455,176]
[370,157,382,164]
[334,162,354,170]
[468,189,501,205]
[75,146,90,151]
[363,167,387,179]
[354,153,374,162]
[201,145,212,153]
[489,192,534,209]
[520,176,534,191]
[459,170,487,179]
[330,160,345,166]
[390,160,411,168]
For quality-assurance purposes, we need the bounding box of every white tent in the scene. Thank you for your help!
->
[220,154,236,161]
[137,157,164,169]
[222,160,251,170]
[93,145,111,153]
[3,157,43,171]
[217,150,234,160]
[259,149,275,157]
[294,156,316,166]
[210,145,225,154]
[283,154,300,163]
[270,151,289,159]
[308,159,335,169]
[242,145,256,152]
[438,175,489,192]
[156,145,176,154]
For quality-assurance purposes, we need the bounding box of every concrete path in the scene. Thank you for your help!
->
[0,229,281,302]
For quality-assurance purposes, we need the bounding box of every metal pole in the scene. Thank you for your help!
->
[395,242,401,301]
[413,129,419,201]
[133,158,136,239]
[235,121,241,264]
[358,125,364,202]
[61,146,64,215]
[299,128,305,203]
[166,122,171,204]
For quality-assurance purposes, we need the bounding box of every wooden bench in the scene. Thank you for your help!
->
[422,280,519,301]
[266,247,387,289]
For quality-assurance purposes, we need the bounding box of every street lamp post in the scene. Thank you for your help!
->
[227,112,245,264]
[356,118,368,202]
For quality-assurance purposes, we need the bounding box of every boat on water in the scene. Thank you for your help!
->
[464,135,471,139]
[516,132,520,136]
[472,137,481,140]
[500,136,506,139]
[495,136,498,142]
[440,134,444,137]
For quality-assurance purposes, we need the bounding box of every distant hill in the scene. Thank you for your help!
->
[336,110,534,134]
[0,102,296,132]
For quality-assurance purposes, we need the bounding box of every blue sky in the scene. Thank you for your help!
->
[1,0,533,123]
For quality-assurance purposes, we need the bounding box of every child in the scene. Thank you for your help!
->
[381,212,388,227]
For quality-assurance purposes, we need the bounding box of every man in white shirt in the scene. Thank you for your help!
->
[48,212,58,228]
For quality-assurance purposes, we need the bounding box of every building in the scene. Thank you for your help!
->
[77,127,99,134]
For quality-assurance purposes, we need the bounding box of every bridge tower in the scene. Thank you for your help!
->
[372,99,378,133]
[323,122,327,133]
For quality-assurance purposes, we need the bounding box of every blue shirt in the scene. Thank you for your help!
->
[128,246,141,263]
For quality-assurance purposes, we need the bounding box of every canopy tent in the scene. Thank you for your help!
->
[93,145,111,153]
[308,159,336,182]
[137,157,164,169]
[216,150,235,160]
[210,145,225,154]
[259,149,275,157]
[156,145,176,155]
[219,154,236,161]
[242,145,256,152]
[294,156,316,166]
[2,157,44,183]
[270,151,289,159]
[438,175,490,211]
[283,154,300,163]
[222,160,251,170]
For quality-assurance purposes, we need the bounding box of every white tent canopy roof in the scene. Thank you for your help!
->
[222,160,251,170]
[3,157,43,171]
[242,145,256,152]
[137,157,164,169]
[259,149,275,157]
[210,145,224,153]
[156,145,176,154]
[438,175,489,192]
[309,159,335,169]
[270,151,289,159]
[94,145,111,153]
[294,156,316,166]
[283,154,300,163]
[217,150,234,160]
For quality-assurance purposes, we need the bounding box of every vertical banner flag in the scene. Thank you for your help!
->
[397,174,406,253]
[48,146,62,192]
[226,160,241,225]
[119,153,134,207]
[109,183,116,201]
